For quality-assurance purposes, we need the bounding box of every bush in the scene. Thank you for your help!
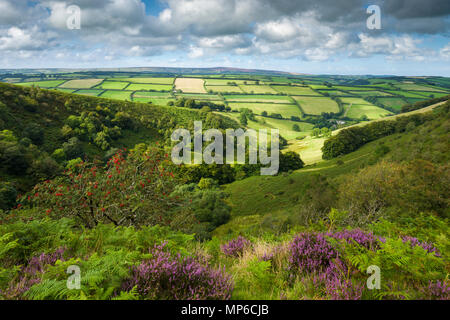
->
[221,236,251,257]
[122,242,233,300]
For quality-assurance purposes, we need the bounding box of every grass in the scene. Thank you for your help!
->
[132,97,175,105]
[385,90,430,98]
[224,95,293,104]
[349,91,393,97]
[74,89,104,96]
[206,85,243,93]
[119,77,174,84]
[97,81,130,90]
[228,102,302,118]
[377,97,407,111]
[175,78,206,93]
[285,135,326,165]
[99,90,132,100]
[292,96,340,115]
[396,83,449,92]
[176,93,223,101]
[127,83,173,91]
[273,86,320,96]
[341,98,391,120]
[59,79,103,89]
[18,80,66,88]
[240,85,278,94]
[205,79,257,85]
[133,91,172,98]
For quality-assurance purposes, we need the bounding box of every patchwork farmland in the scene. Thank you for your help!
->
[4,72,449,163]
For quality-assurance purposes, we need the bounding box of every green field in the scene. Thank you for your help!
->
[97,81,130,90]
[133,91,172,98]
[228,102,302,118]
[74,89,104,96]
[99,90,132,100]
[206,85,243,93]
[224,95,292,104]
[127,83,173,91]
[119,77,174,84]
[17,80,66,88]
[205,79,257,85]
[292,96,339,115]
[341,97,392,119]
[273,85,320,96]
[349,91,393,97]
[396,83,449,92]
[377,97,407,111]
[132,97,175,105]
[240,85,278,94]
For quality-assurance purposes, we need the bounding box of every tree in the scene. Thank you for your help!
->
[292,124,300,132]
[23,123,44,145]
[28,148,180,228]
[279,151,304,172]
[261,111,268,117]
[239,113,248,126]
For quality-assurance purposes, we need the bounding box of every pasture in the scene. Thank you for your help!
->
[227,102,302,118]
[100,90,132,100]
[273,85,320,96]
[126,83,173,91]
[18,80,66,88]
[206,85,243,93]
[224,95,293,104]
[119,77,174,84]
[240,85,278,94]
[341,97,392,119]
[292,96,339,115]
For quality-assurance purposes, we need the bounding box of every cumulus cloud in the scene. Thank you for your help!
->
[0,0,448,68]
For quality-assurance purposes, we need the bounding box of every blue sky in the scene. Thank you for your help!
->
[0,0,449,76]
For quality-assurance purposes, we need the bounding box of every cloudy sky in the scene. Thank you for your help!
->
[0,0,449,75]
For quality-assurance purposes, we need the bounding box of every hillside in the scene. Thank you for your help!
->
[0,78,448,301]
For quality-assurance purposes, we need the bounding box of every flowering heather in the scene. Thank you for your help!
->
[323,259,364,300]
[122,242,233,300]
[221,236,251,258]
[327,229,383,250]
[402,236,441,257]
[288,232,338,274]
[3,247,67,299]
[420,280,450,300]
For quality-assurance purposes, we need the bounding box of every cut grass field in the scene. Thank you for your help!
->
[292,96,339,115]
[224,95,293,104]
[175,78,206,93]
[240,85,278,94]
[99,90,132,100]
[18,80,66,88]
[126,83,173,91]
[59,79,103,89]
[228,102,302,118]
[273,85,321,96]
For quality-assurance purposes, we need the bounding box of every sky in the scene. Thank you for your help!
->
[0,0,449,76]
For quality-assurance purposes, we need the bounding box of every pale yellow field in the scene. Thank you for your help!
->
[175,78,206,93]
[59,79,104,89]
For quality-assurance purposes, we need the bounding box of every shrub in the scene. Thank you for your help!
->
[122,242,233,300]
[221,236,251,258]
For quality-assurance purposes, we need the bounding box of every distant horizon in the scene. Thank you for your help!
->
[0,65,448,78]
[1,1,449,77]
